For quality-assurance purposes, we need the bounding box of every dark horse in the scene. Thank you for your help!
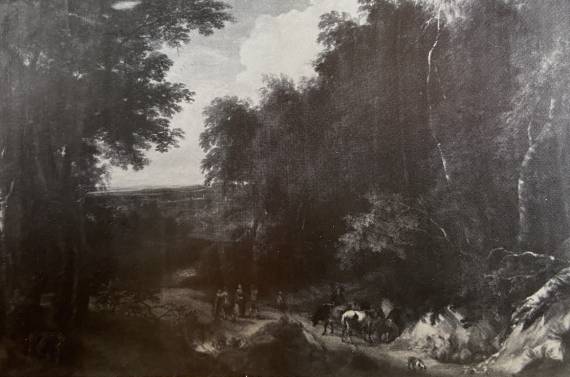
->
[311,303,346,335]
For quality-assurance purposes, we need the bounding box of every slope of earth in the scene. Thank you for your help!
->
[486,267,570,376]
[0,314,227,377]
[214,315,445,377]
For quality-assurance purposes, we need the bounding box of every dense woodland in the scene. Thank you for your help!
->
[0,0,231,337]
[0,0,569,372]
[200,0,570,312]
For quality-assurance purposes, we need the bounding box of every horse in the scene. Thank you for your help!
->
[386,307,404,331]
[378,317,400,343]
[312,303,347,335]
[341,309,383,344]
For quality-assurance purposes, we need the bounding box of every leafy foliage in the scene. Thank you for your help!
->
[339,194,421,262]
[0,0,232,332]
[200,0,570,312]
[201,97,260,187]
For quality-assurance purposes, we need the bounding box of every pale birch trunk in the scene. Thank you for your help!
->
[518,97,557,249]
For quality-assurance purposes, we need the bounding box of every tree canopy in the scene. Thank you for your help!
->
[0,0,232,333]
[200,0,570,306]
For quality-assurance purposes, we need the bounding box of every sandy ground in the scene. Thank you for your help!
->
[156,280,472,376]
[290,312,469,376]
[0,269,485,376]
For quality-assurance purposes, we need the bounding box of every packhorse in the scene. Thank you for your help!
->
[311,303,348,335]
[341,309,383,344]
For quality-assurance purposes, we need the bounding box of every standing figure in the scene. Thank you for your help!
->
[221,287,231,320]
[381,318,400,343]
[236,284,245,317]
[330,283,346,306]
[214,289,223,320]
[330,284,338,305]
[230,291,238,322]
[336,285,346,305]
[249,284,259,318]
[276,291,287,313]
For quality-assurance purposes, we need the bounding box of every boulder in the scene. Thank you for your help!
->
[459,348,473,363]
[398,306,497,364]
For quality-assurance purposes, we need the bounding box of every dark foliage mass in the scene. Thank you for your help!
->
[0,0,231,337]
[200,0,570,311]
[0,0,569,373]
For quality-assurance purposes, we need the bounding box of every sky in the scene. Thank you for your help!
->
[109,0,362,189]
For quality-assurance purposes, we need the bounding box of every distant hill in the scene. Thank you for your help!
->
[88,184,208,198]
[86,184,251,243]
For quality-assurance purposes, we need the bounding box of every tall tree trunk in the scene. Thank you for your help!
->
[54,1,90,330]
[55,148,78,328]
[556,120,570,243]
[250,182,261,283]
[424,8,470,253]
[426,8,451,185]
[0,179,15,335]
[518,97,557,249]
[393,11,410,193]
[74,205,91,328]
[55,88,88,330]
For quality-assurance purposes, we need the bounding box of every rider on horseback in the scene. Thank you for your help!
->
[330,283,346,306]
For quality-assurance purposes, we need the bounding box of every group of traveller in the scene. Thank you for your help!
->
[312,284,403,344]
[213,284,287,321]
[213,284,259,321]
[213,284,291,321]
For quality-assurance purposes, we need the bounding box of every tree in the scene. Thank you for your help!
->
[339,193,422,263]
[200,97,260,188]
[506,1,570,251]
[198,0,570,311]
[0,0,231,334]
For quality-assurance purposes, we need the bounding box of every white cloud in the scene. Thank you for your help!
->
[236,0,361,100]
[110,0,361,188]
[111,1,141,11]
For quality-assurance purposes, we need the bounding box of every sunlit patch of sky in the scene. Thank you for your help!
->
[109,0,361,189]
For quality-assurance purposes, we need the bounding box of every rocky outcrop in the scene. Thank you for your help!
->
[486,267,570,375]
[398,306,497,364]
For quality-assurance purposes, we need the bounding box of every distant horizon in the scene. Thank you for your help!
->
[96,182,207,193]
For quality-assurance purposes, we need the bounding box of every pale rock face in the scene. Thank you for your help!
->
[488,299,570,374]
[458,348,472,363]
[398,306,497,364]
[484,267,570,374]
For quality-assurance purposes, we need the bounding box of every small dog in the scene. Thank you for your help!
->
[407,356,427,371]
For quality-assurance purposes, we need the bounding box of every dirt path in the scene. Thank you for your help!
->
[158,287,284,350]
[158,267,470,377]
[288,312,467,376]
[158,285,468,376]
